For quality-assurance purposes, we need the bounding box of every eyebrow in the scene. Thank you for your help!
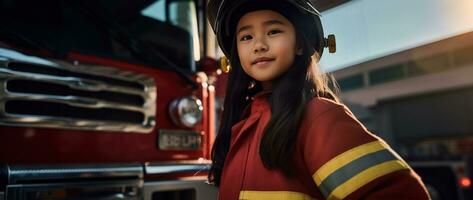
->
[237,19,286,35]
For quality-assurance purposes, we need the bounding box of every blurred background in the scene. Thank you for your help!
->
[0,0,471,199]
[314,0,473,199]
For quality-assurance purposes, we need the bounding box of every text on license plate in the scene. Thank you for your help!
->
[158,130,202,150]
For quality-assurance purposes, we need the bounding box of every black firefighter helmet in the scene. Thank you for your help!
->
[207,0,335,62]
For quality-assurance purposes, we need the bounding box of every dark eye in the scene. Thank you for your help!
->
[240,35,252,41]
[268,29,282,35]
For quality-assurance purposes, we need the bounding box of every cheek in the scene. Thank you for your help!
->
[276,40,295,54]
[275,39,297,65]
[237,44,251,68]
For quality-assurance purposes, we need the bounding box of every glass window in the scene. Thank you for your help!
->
[369,63,405,85]
[338,74,364,91]
[141,0,166,22]
[140,0,200,71]
[0,0,201,72]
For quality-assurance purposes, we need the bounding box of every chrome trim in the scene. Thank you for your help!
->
[1,93,146,112]
[0,48,156,133]
[143,180,217,200]
[145,161,211,175]
[168,96,203,128]
[6,179,143,200]
[6,164,143,184]
[0,68,146,96]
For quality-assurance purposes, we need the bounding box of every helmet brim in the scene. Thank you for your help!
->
[207,0,326,59]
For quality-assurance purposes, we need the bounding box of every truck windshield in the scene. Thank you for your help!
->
[0,0,200,72]
[142,0,201,71]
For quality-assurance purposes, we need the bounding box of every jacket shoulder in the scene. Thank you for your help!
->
[304,97,345,121]
[297,98,430,200]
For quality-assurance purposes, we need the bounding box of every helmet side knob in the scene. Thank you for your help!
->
[325,34,336,53]
[220,57,231,73]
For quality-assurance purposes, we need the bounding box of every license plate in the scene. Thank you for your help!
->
[158,130,202,150]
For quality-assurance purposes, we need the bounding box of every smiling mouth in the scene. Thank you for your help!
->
[252,58,275,66]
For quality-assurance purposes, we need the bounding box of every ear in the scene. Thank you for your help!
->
[296,47,303,55]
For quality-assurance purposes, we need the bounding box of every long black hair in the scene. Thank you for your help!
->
[208,28,339,186]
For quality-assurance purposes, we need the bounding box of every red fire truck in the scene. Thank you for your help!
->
[0,0,219,199]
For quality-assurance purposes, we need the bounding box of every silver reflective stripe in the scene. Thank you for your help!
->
[318,149,397,197]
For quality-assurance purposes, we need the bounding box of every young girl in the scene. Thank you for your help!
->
[207,0,430,199]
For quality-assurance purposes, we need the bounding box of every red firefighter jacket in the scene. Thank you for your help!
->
[218,92,430,200]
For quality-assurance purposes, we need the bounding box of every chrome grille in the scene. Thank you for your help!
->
[0,50,156,133]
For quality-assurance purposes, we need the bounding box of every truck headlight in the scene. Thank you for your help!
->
[169,96,203,128]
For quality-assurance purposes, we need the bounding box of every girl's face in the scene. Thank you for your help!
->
[236,10,299,90]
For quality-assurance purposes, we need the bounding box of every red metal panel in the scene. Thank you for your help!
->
[0,53,206,164]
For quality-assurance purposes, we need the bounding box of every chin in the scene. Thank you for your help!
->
[252,76,272,82]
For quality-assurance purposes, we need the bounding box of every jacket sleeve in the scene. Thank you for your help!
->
[300,99,430,200]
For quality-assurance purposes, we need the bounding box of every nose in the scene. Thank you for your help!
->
[253,37,268,53]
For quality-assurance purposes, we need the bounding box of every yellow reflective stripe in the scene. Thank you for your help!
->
[313,141,386,185]
[327,160,409,200]
[239,191,315,200]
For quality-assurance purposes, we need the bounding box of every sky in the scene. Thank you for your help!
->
[319,0,473,72]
